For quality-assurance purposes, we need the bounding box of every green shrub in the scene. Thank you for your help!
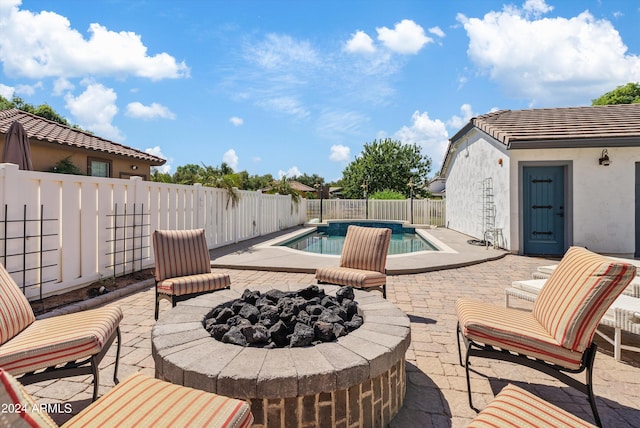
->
[369,190,405,200]
[49,157,84,175]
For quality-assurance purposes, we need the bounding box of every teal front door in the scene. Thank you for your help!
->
[523,166,565,255]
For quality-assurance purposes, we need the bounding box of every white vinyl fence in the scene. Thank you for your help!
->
[306,198,445,226]
[0,163,305,300]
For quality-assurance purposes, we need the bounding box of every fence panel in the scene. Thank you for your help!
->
[306,198,445,226]
[0,164,310,299]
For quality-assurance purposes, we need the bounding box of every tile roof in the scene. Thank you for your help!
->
[468,103,640,147]
[0,108,166,165]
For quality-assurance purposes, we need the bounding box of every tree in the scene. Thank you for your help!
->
[592,82,640,105]
[341,138,431,199]
[243,173,274,191]
[172,164,203,185]
[0,95,72,126]
[150,168,174,183]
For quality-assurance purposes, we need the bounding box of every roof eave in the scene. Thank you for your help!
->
[507,136,640,149]
[439,122,477,177]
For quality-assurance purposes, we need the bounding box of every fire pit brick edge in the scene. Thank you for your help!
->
[151,284,411,427]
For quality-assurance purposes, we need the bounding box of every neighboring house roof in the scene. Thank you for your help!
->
[288,180,316,192]
[0,108,166,165]
[442,103,640,175]
[261,180,316,194]
[428,177,445,197]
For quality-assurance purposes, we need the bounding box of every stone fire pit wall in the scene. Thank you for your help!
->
[151,284,411,428]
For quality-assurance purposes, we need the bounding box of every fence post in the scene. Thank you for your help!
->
[0,164,20,212]
[194,183,205,229]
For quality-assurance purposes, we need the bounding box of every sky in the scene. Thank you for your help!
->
[0,0,639,182]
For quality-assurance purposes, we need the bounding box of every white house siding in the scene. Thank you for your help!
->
[444,130,511,249]
[509,147,640,256]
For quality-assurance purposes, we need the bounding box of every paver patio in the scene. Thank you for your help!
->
[25,255,640,427]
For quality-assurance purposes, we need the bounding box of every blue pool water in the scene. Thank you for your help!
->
[280,222,438,255]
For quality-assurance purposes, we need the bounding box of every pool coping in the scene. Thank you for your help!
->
[210,226,508,275]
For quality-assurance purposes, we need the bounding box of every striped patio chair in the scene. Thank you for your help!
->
[469,384,597,428]
[152,229,231,320]
[315,225,391,298]
[0,369,253,428]
[456,246,636,427]
[0,263,122,402]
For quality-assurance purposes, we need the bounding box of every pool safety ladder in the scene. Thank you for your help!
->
[481,178,501,249]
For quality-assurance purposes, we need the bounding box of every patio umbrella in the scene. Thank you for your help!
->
[2,120,33,170]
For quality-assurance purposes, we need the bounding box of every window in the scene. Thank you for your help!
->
[87,157,111,177]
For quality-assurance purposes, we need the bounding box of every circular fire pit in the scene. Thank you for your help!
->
[152,284,411,428]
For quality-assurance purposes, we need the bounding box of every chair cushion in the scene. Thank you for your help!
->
[456,299,585,370]
[0,369,58,428]
[153,229,212,281]
[62,372,254,428]
[511,279,546,295]
[315,267,386,289]
[339,226,391,273]
[469,383,596,428]
[157,273,231,297]
[0,306,122,376]
[0,263,36,346]
[533,247,636,352]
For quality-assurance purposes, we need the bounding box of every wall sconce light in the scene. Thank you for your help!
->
[498,158,503,166]
[598,149,611,166]
[131,165,139,170]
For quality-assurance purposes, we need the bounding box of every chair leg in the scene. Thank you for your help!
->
[382,283,387,299]
[456,322,464,366]
[456,322,478,411]
[154,282,160,320]
[463,341,479,413]
[585,345,602,427]
[113,327,121,385]
[90,355,99,402]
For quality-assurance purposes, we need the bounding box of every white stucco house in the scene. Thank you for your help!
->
[440,104,640,257]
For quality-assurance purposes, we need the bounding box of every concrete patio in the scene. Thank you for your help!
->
[26,253,640,427]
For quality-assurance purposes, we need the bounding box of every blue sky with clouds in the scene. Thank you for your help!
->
[1,0,639,181]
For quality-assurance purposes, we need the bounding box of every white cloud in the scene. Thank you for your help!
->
[0,83,13,98]
[316,110,369,139]
[258,96,309,119]
[240,34,319,119]
[458,4,640,105]
[446,104,476,130]
[278,166,301,179]
[248,33,319,71]
[394,110,449,170]
[146,145,171,173]
[0,2,189,80]
[329,145,350,162]
[252,156,262,163]
[428,26,446,38]
[344,31,376,54]
[229,116,244,126]
[52,77,74,96]
[126,102,175,120]
[64,82,123,141]
[523,0,553,16]
[376,19,432,54]
[223,149,239,170]
[14,82,41,96]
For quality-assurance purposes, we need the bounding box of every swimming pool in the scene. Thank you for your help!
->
[279,221,439,255]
